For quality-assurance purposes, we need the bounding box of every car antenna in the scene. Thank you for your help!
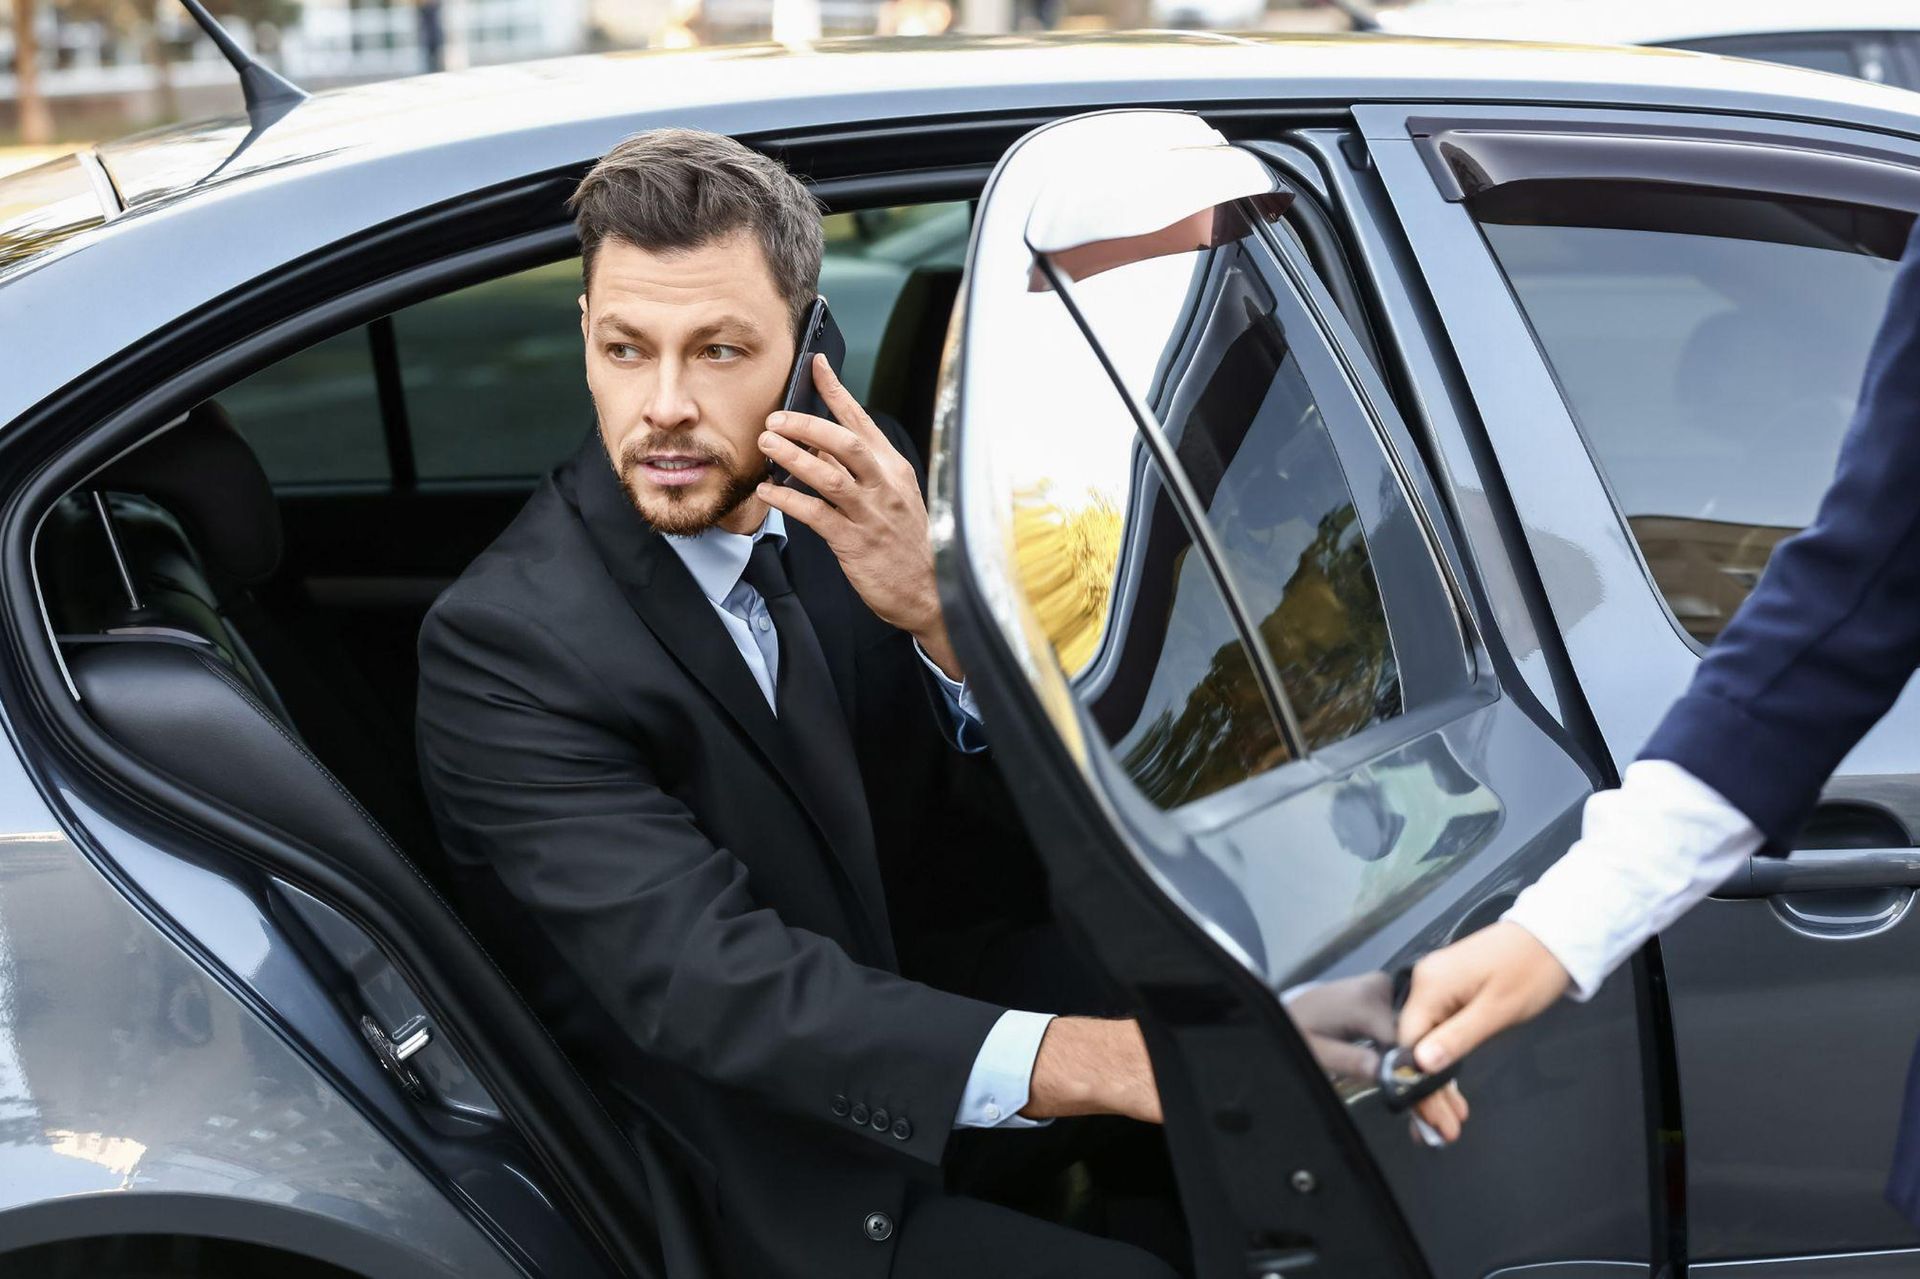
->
[1319,0,1379,31]
[176,0,308,120]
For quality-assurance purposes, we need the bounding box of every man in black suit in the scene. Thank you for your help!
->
[415,127,1177,1278]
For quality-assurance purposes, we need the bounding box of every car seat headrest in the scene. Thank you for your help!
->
[94,401,281,590]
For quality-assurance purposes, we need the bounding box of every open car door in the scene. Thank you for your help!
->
[931,110,1660,1278]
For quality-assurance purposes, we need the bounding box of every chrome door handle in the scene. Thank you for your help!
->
[1715,847,1920,899]
[360,1013,432,1098]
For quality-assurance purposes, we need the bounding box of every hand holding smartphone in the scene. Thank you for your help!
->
[767,296,847,489]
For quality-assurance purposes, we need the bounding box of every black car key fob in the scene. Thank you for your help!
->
[1377,1045,1458,1114]
[1377,962,1458,1114]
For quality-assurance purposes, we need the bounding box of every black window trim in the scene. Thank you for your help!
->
[1410,115,1920,215]
[366,315,416,487]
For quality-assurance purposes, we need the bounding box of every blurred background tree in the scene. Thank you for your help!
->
[12,0,52,143]
[8,0,300,145]
[53,0,298,119]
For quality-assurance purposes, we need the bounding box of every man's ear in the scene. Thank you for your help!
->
[579,293,589,337]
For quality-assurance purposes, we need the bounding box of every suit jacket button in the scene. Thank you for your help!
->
[850,1103,870,1125]
[891,1117,913,1141]
[870,1107,890,1132]
[831,1095,850,1117]
[863,1211,895,1242]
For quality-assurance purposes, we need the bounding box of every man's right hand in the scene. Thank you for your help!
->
[1397,921,1572,1078]
[1020,1011,1473,1143]
[1022,1017,1163,1124]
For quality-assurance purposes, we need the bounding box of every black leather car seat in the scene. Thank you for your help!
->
[42,402,441,866]
[865,265,964,469]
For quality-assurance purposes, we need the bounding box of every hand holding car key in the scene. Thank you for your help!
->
[1281,968,1469,1145]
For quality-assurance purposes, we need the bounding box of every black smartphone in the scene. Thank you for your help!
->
[769,296,846,487]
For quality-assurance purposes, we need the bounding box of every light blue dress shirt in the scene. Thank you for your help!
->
[662,510,1051,1129]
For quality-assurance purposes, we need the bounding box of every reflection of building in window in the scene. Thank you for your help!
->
[1011,485,1122,675]
[1120,502,1394,809]
[1628,515,1796,644]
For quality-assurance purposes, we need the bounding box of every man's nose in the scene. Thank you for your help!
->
[643,360,699,430]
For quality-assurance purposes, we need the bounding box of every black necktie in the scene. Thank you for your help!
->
[743,537,837,727]
[741,537,892,951]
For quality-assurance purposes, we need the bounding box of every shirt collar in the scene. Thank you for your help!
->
[662,507,787,606]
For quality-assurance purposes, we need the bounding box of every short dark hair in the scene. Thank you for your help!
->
[568,128,823,335]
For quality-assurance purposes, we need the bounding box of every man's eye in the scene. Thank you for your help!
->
[704,344,745,362]
[608,343,641,360]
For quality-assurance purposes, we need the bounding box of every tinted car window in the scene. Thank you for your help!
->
[1476,184,1908,643]
[1055,199,1403,747]
[397,259,590,481]
[224,201,973,488]
[820,201,971,401]
[221,328,391,485]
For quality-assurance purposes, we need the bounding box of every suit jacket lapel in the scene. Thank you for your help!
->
[560,440,892,960]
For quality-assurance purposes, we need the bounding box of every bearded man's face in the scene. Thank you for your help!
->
[579,230,796,536]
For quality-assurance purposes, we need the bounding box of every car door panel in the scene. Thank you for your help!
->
[1358,101,1920,1267]
[939,107,1652,1278]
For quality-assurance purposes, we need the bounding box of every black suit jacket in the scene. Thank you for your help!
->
[416,432,1008,1278]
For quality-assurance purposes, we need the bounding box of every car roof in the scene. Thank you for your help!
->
[9,31,1920,430]
[1378,0,1920,45]
[86,31,1920,211]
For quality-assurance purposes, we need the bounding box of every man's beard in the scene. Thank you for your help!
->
[614,434,764,537]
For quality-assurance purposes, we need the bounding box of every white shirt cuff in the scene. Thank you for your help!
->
[955,1009,1055,1129]
[1503,759,1764,1001]
[913,639,987,754]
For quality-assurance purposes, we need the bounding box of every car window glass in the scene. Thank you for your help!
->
[379,200,973,484]
[1053,199,1403,747]
[962,242,1291,809]
[820,200,972,401]
[396,260,591,482]
[1474,183,1908,644]
[221,327,391,485]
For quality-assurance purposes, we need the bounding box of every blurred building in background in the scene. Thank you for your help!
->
[0,0,1354,146]
[1,1,603,141]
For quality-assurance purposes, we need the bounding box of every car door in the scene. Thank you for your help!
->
[934,108,1658,1279]
[1355,100,1920,1273]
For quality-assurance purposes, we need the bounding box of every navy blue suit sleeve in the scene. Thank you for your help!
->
[1641,219,1920,848]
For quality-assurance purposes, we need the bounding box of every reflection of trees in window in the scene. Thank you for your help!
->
[1120,502,1397,808]
[1121,624,1287,809]
[1263,503,1399,747]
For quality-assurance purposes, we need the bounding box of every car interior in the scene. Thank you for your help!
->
[25,193,1203,1269]
[35,201,974,882]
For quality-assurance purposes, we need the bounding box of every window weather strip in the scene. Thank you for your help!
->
[368,316,417,487]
